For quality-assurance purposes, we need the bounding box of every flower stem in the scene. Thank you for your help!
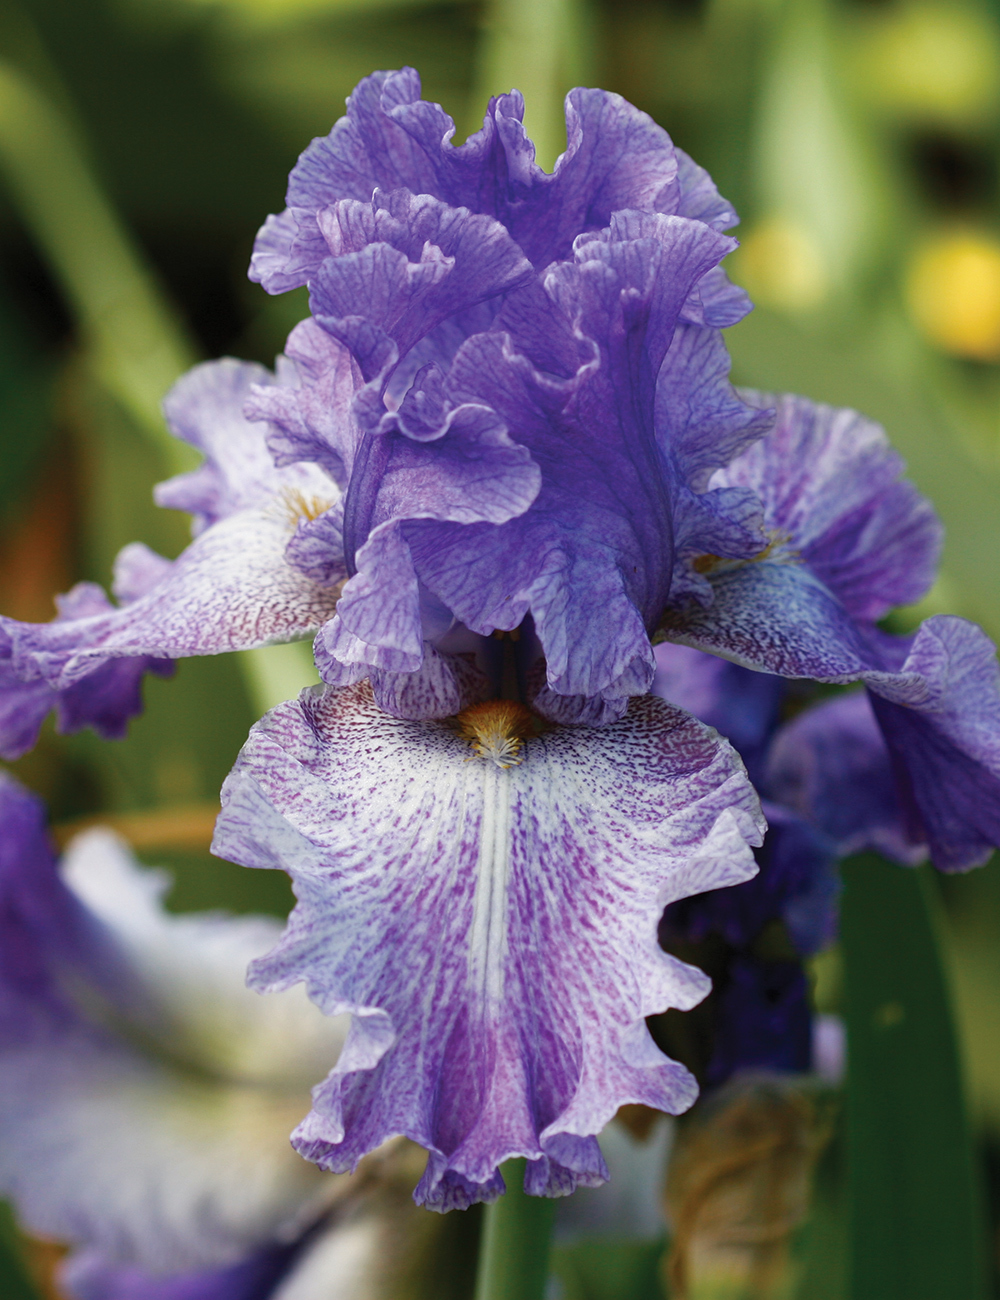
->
[474,1161,555,1300]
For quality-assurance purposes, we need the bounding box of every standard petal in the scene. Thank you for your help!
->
[710,392,943,622]
[250,68,739,288]
[402,215,740,711]
[213,684,764,1209]
[156,359,336,535]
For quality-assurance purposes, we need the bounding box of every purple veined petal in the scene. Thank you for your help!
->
[1,505,343,691]
[397,217,742,714]
[312,397,540,684]
[764,688,926,866]
[0,583,174,761]
[212,684,765,1210]
[0,774,349,1278]
[672,148,739,232]
[308,191,534,416]
[657,328,773,495]
[661,573,1000,872]
[245,321,366,490]
[677,266,753,330]
[712,392,943,621]
[156,359,337,536]
[249,69,740,290]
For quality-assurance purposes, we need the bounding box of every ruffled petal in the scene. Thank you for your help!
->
[710,392,942,622]
[0,775,345,1275]
[401,215,739,711]
[156,359,335,536]
[309,190,533,395]
[250,68,740,288]
[213,683,764,1209]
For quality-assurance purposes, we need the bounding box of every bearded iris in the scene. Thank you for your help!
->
[1,69,999,1220]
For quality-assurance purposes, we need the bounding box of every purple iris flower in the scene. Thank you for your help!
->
[243,67,770,722]
[2,68,998,1217]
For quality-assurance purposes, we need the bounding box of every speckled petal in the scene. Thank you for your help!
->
[2,507,341,691]
[710,392,942,621]
[213,684,764,1209]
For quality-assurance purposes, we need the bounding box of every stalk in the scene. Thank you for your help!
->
[473,1161,556,1300]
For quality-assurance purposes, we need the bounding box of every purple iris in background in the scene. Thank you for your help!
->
[0,772,357,1300]
[1,68,999,1216]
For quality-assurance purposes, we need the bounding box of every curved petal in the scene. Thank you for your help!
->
[308,190,533,397]
[0,583,174,760]
[764,689,925,866]
[2,507,342,690]
[156,359,335,536]
[0,775,345,1275]
[401,215,739,713]
[710,392,942,622]
[213,684,764,1209]
[866,618,1000,872]
[250,69,739,289]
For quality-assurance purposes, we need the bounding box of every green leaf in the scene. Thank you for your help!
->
[840,856,988,1299]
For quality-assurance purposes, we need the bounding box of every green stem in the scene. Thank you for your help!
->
[841,856,988,1300]
[467,0,595,171]
[474,1161,555,1300]
[0,57,196,472]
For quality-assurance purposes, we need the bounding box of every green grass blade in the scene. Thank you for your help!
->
[840,856,987,1299]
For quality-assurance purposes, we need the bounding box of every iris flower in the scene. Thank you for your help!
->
[1,70,998,1212]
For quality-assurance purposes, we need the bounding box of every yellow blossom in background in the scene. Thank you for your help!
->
[906,230,1000,362]
[730,218,828,315]
[849,3,1000,127]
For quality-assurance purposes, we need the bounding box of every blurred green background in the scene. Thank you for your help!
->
[2,0,1000,1295]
